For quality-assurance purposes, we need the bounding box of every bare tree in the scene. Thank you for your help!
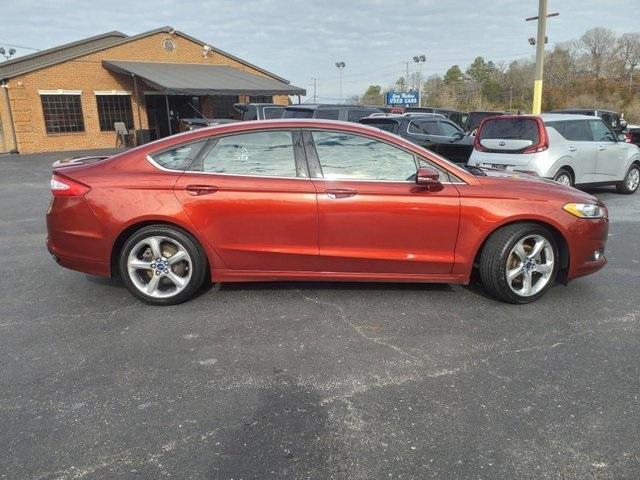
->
[581,27,616,78]
[615,33,640,82]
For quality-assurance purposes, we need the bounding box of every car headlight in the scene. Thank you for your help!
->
[563,203,606,219]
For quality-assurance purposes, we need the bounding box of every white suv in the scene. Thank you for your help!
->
[468,113,640,194]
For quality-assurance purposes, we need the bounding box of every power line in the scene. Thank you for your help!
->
[0,41,40,51]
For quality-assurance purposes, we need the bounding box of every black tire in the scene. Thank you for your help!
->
[118,225,208,305]
[616,163,640,194]
[553,168,573,187]
[479,223,559,304]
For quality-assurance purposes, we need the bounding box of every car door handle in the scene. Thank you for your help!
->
[568,146,577,152]
[325,188,357,199]
[597,146,606,151]
[184,184,219,196]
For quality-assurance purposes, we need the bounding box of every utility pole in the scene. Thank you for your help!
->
[335,62,346,103]
[311,77,319,103]
[526,1,559,114]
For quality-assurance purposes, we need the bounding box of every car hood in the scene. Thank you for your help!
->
[477,168,601,204]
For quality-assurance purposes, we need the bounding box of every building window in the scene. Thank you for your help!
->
[249,95,273,103]
[96,94,134,131]
[41,95,85,134]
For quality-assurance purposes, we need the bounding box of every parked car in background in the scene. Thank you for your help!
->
[465,111,505,133]
[405,107,467,129]
[360,113,473,163]
[281,104,385,122]
[178,118,238,132]
[468,113,640,193]
[549,109,627,134]
[47,119,609,305]
[233,103,285,121]
[625,124,640,146]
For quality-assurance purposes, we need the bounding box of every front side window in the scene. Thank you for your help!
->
[589,120,615,142]
[96,94,134,131]
[151,140,207,170]
[440,121,462,137]
[408,120,439,135]
[202,131,297,177]
[41,94,85,133]
[312,131,417,181]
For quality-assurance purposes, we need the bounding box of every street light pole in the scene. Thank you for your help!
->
[335,62,346,103]
[413,55,426,107]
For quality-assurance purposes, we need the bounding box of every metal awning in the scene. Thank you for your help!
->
[102,60,305,96]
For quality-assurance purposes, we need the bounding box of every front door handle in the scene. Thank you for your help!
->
[184,184,219,196]
[597,146,606,151]
[325,188,357,199]
[568,146,577,152]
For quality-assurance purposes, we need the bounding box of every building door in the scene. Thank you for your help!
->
[145,95,204,139]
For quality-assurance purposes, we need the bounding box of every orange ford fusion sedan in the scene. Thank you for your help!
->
[46,119,608,305]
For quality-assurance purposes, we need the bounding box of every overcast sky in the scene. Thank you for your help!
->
[1,0,637,101]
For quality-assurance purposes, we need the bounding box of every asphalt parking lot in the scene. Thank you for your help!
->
[1,149,639,480]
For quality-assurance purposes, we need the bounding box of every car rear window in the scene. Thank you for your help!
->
[479,118,539,144]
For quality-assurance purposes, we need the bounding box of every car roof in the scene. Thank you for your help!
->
[540,113,599,122]
[550,108,617,114]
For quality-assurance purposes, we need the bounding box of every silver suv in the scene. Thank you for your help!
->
[468,113,640,194]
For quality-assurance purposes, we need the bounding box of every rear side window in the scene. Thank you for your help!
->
[552,120,592,141]
[201,131,297,177]
[151,140,207,170]
[362,120,399,134]
[408,120,440,135]
[315,109,340,120]
[479,118,539,144]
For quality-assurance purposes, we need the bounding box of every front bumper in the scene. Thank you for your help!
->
[566,217,609,280]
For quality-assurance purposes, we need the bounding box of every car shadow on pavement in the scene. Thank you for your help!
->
[208,374,341,478]
[217,281,454,293]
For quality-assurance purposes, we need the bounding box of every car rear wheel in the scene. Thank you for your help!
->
[479,223,559,304]
[616,164,640,194]
[119,225,208,305]
[553,169,573,187]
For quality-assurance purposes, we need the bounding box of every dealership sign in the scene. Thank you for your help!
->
[386,90,419,105]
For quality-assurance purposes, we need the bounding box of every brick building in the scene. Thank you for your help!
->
[0,26,305,154]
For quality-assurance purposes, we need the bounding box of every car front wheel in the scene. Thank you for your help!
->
[119,225,208,305]
[616,164,640,194]
[479,223,559,304]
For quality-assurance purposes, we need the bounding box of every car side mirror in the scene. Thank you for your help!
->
[416,167,443,191]
[617,133,626,142]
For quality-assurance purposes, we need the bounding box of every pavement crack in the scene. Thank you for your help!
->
[299,292,421,363]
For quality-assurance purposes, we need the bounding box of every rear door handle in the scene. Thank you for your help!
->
[325,188,357,199]
[568,146,577,152]
[597,146,606,151]
[184,184,219,196]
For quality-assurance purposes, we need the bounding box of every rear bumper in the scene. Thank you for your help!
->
[566,217,609,280]
[46,196,111,277]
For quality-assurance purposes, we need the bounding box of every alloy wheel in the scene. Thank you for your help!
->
[626,167,640,192]
[555,174,571,186]
[505,234,555,297]
[126,236,192,298]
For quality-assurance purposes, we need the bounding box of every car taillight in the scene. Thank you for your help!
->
[473,130,488,152]
[522,118,549,153]
[50,174,90,197]
[624,131,632,143]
